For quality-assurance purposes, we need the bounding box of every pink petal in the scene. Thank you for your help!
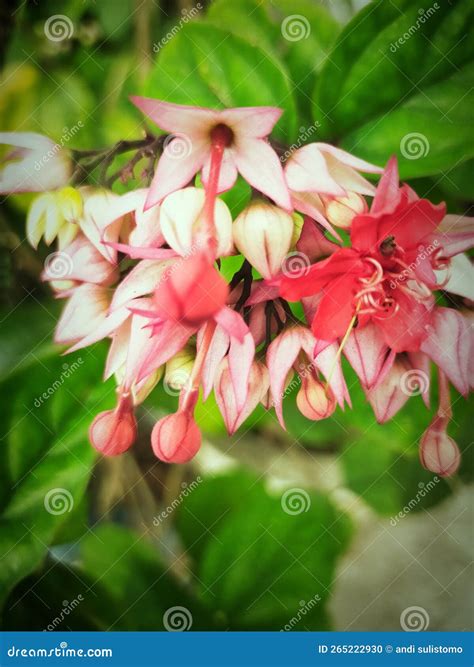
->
[245,281,280,306]
[421,308,470,396]
[199,325,230,400]
[201,148,238,193]
[214,306,248,343]
[228,331,255,412]
[296,217,340,261]
[55,284,110,345]
[290,191,341,240]
[234,138,291,210]
[367,360,411,423]
[435,254,474,301]
[105,241,178,260]
[145,140,209,208]
[104,319,131,380]
[136,320,195,383]
[266,328,305,427]
[434,214,474,257]
[130,96,217,134]
[343,322,391,390]
[314,342,351,409]
[66,303,131,353]
[218,106,282,138]
[315,143,383,174]
[371,155,401,215]
[110,259,178,311]
[123,301,158,390]
[285,144,346,196]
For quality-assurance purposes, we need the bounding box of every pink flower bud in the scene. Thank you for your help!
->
[420,416,461,477]
[233,201,294,279]
[296,376,336,421]
[324,192,367,229]
[151,411,201,464]
[215,359,269,434]
[89,395,136,456]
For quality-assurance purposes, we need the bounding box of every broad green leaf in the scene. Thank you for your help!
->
[0,303,112,607]
[206,0,340,121]
[313,0,474,178]
[4,524,203,631]
[144,22,297,141]
[177,470,352,629]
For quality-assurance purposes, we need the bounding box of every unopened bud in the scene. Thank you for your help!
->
[89,395,137,456]
[296,376,336,420]
[420,416,461,477]
[164,346,195,392]
[160,187,233,257]
[324,192,367,229]
[151,410,201,463]
[233,201,294,279]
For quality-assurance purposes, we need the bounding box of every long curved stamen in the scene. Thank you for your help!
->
[202,124,233,259]
[359,257,384,286]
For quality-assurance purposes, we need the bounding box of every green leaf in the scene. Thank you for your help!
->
[313,0,474,178]
[0,303,112,607]
[206,0,339,123]
[177,470,352,629]
[144,22,297,142]
[4,524,203,631]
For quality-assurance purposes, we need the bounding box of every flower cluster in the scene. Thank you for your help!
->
[2,98,472,476]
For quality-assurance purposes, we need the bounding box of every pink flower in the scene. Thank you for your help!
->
[131,97,291,210]
[0,132,72,193]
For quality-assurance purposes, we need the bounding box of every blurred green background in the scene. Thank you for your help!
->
[0,0,473,632]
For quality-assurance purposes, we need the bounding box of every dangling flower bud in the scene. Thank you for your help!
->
[296,375,336,421]
[324,192,367,229]
[89,394,137,456]
[419,416,461,477]
[233,201,294,279]
[151,410,201,464]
